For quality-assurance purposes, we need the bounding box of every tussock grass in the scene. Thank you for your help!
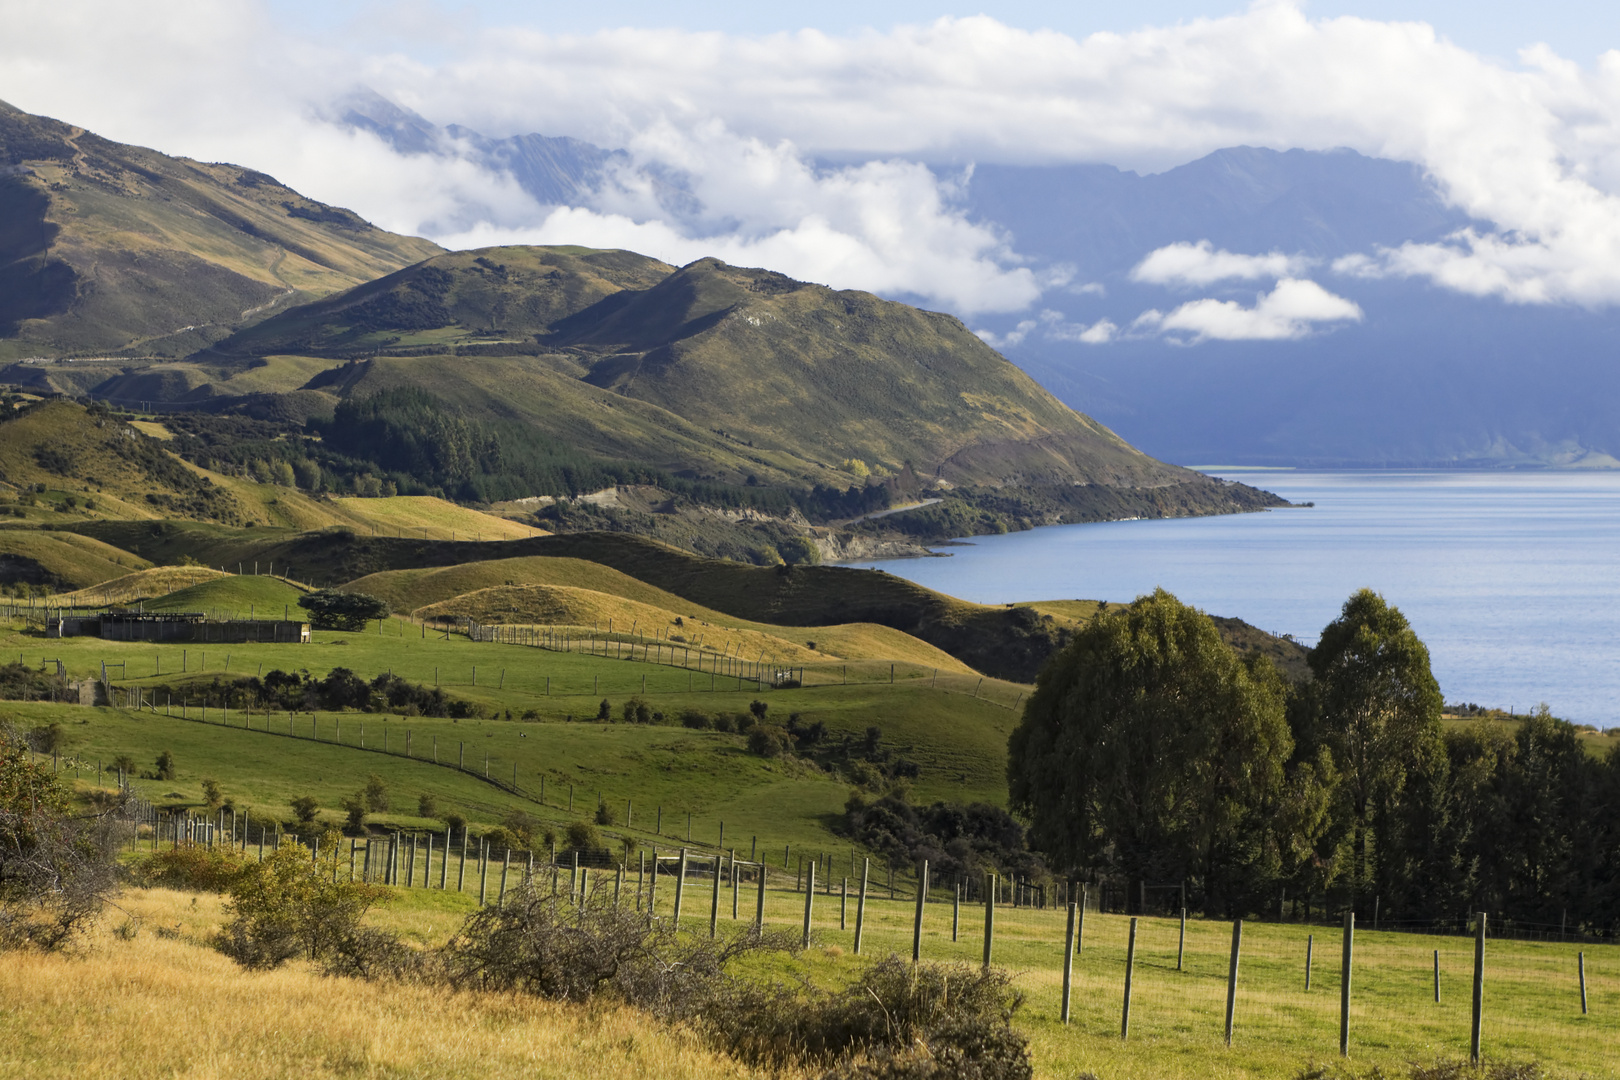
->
[0,528,153,591]
[53,566,228,606]
[326,496,548,542]
[0,888,755,1080]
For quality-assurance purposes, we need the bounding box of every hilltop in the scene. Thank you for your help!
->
[0,101,440,360]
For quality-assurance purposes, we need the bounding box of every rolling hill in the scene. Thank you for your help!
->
[0,100,441,361]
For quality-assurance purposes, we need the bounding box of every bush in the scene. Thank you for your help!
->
[594,802,616,826]
[154,750,176,781]
[0,728,121,951]
[290,795,319,823]
[216,835,388,970]
[680,708,711,730]
[363,774,389,812]
[565,821,606,854]
[596,699,611,721]
[749,700,768,721]
[138,846,249,892]
[621,696,652,724]
[340,791,367,830]
[417,793,438,818]
[712,713,737,734]
[747,727,791,758]
[201,778,224,810]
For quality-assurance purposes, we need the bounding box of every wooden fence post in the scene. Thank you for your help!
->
[1061,902,1077,1025]
[479,839,489,905]
[1434,949,1440,1003]
[1580,951,1588,1015]
[854,858,869,953]
[1225,920,1243,1046]
[1340,912,1355,1057]
[802,860,816,947]
[982,873,996,969]
[709,854,722,939]
[841,877,848,930]
[1471,913,1486,1064]
[953,882,961,942]
[1122,916,1138,1040]
[911,859,929,962]
[1307,934,1315,990]
[673,849,688,924]
[755,863,767,929]
[1178,907,1187,971]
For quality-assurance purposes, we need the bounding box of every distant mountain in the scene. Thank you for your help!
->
[199,245,1258,501]
[330,93,1619,468]
[0,101,441,361]
[956,148,1620,468]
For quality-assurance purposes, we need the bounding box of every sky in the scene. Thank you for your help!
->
[6,0,1620,325]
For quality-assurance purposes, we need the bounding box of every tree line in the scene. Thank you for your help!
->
[1008,587,1620,932]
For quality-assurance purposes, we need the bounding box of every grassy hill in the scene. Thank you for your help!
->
[0,526,150,590]
[142,574,309,618]
[0,101,441,360]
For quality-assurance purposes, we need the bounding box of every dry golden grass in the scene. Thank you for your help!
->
[327,497,548,541]
[0,887,765,1080]
[414,582,976,670]
[53,566,229,606]
[350,556,974,671]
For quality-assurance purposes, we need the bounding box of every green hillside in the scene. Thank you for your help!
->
[0,100,441,360]
[143,574,309,618]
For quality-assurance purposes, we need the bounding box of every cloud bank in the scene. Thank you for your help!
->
[9,1,1620,314]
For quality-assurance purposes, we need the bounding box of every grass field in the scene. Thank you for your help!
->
[0,528,152,590]
[2,865,1610,1080]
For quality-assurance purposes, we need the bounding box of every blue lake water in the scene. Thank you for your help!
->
[847,471,1620,726]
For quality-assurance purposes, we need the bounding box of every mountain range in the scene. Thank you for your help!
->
[328,94,1620,469]
[0,100,1276,562]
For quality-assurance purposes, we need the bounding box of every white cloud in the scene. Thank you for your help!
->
[13,1,1620,309]
[1131,241,1314,287]
[1134,279,1364,342]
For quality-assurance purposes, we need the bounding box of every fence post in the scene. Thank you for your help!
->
[1178,906,1187,971]
[1434,949,1441,1003]
[1340,912,1355,1057]
[1225,920,1243,1046]
[479,839,489,905]
[1077,886,1087,957]
[802,860,816,947]
[911,859,929,962]
[499,850,510,905]
[1307,934,1315,990]
[1580,951,1588,1015]
[953,882,961,942]
[755,862,767,929]
[674,849,688,924]
[1061,902,1077,1024]
[1122,916,1138,1040]
[854,858,869,953]
[457,829,467,892]
[1471,912,1486,1064]
[982,873,996,969]
[709,854,722,939]
[841,877,848,929]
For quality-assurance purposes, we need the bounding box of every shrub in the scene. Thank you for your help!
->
[594,802,616,826]
[747,727,791,758]
[596,699,611,721]
[680,708,711,730]
[0,728,121,951]
[749,700,769,721]
[216,835,388,970]
[138,846,248,892]
[340,792,367,830]
[26,722,65,754]
[290,795,319,823]
[712,713,737,734]
[417,792,438,818]
[445,812,466,832]
[565,821,606,854]
[621,696,652,724]
[363,774,389,812]
[201,778,224,810]
[501,810,537,848]
[154,750,176,781]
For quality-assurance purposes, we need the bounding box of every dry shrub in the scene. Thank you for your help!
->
[702,955,1029,1078]
[0,726,122,951]
[216,837,389,970]
[137,846,250,892]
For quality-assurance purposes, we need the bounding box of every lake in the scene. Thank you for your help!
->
[847,471,1620,726]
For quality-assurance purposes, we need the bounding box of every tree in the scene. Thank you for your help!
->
[1303,589,1444,908]
[201,778,224,810]
[154,750,176,781]
[1007,589,1292,914]
[297,590,390,632]
[363,774,389,813]
[417,793,438,819]
[291,795,320,824]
